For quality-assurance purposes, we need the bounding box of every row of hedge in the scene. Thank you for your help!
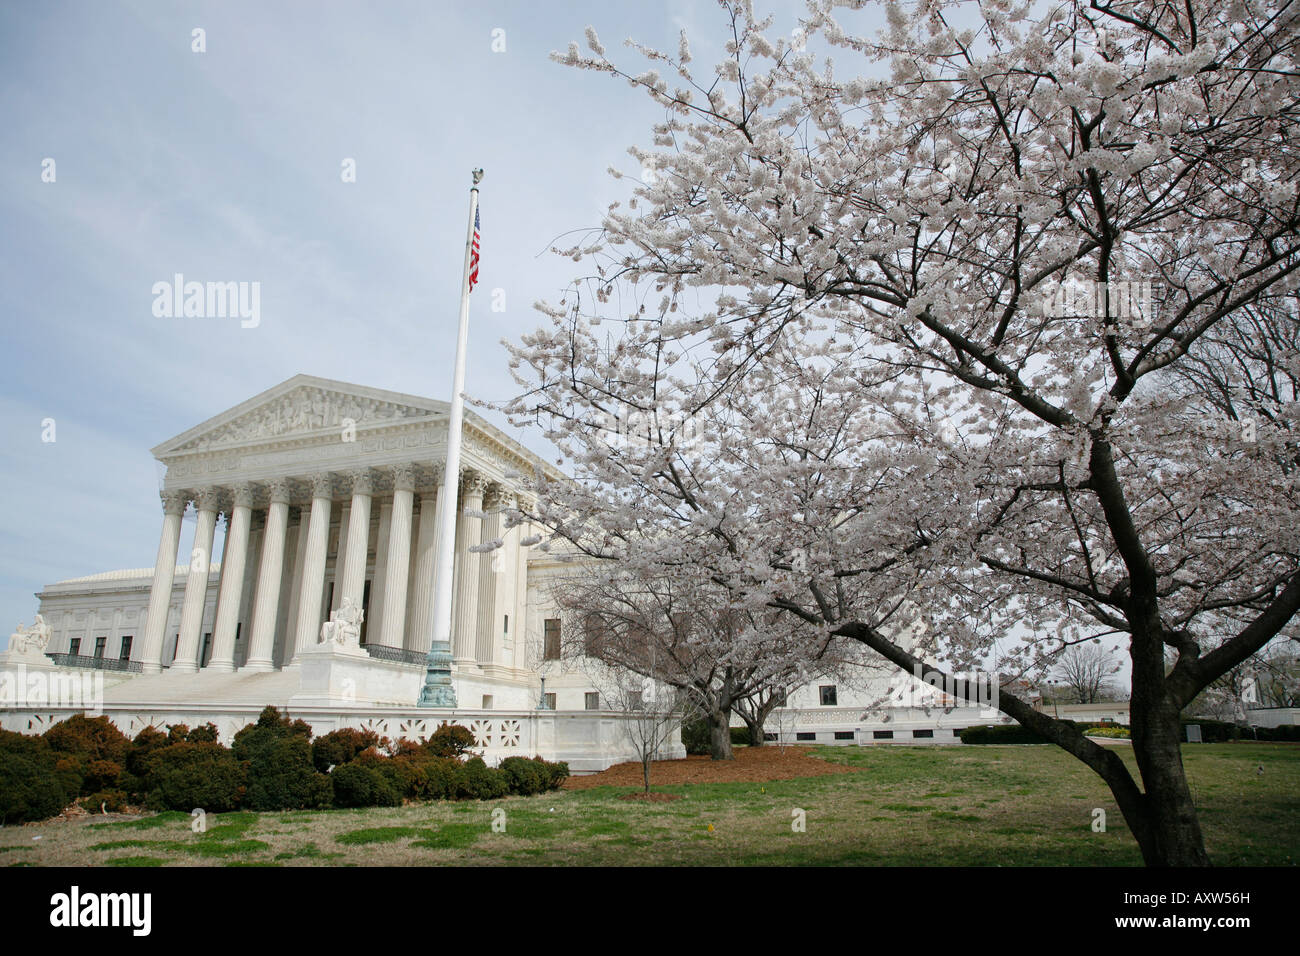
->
[959,720,1299,744]
[0,708,568,825]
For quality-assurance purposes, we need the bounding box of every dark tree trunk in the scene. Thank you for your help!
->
[743,715,764,747]
[705,709,734,760]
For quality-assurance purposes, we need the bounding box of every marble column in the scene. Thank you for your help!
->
[338,469,373,615]
[452,471,486,663]
[292,473,334,656]
[405,486,439,654]
[378,464,415,648]
[369,498,394,640]
[332,502,352,614]
[281,507,311,664]
[208,483,254,672]
[243,479,292,672]
[140,491,188,673]
[475,483,504,663]
[172,487,221,674]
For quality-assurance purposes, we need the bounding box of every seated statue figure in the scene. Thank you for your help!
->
[319,597,364,647]
[8,614,52,655]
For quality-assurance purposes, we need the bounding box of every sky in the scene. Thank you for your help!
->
[0,0,851,639]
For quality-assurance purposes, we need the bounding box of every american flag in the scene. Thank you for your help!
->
[468,206,481,292]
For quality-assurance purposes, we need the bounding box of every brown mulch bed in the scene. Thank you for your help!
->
[563,745,859,790]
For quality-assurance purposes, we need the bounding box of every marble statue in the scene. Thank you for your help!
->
[320,597,364,647]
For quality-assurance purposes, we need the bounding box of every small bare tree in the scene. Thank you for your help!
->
[1054,643,1121,704]
[593,669,689,794]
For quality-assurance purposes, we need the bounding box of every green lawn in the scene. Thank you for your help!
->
[2,743,1296,866]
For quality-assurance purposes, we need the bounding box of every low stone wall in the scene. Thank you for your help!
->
[0,703,684,773]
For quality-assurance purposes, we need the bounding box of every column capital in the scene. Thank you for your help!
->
[196,487,223,513]
[460,470,489,499]
[348,468,375,496]
[308,472,334,499]
[160,490,188,516]
[483,483,511,510]
[231,482,255,509]
[390,462,417,493]
[267,478,293,504]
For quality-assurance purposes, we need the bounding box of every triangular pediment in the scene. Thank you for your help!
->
[152,375,447,457]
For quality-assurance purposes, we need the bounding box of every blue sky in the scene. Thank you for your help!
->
[0,0,843,637]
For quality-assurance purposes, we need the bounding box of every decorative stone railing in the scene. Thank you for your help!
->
[44,653,143,674]
[363,643,428,667]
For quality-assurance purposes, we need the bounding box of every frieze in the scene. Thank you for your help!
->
[171,386,433,452]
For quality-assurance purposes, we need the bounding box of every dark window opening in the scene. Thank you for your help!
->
[544,618,562,660]
[913,729,934,739]
[834,731,854,740]
[93,636,106,659]
[796,732,816,741]
[119,636,133,660]
[873,730,894,740]
[819,685,838,706]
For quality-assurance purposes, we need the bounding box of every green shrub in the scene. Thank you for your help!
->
[499,756,547,795]
[330,762,401,808]
[1181,718,1240,742]
[125,727,170,778]
[426,724,477,759]
[535,757,569,791]
[729,726,751,746]
[43,715,130,765]
[141,742,244,812]
[457,757,508,800]
[0,730,72,823]
[233,709,327,811]
[404,756,462,800]
[42,715,132,795]
[311,728,382,772]
[681,719,710,755]
[1257,724,1300,741]
[243,735,329,811]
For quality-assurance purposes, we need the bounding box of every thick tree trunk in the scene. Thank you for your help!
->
[706,709,734,760]
[743,715,765,747]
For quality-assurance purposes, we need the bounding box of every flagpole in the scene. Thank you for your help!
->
[418,168,483,708]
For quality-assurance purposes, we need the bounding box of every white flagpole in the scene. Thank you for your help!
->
[419,168,482,707]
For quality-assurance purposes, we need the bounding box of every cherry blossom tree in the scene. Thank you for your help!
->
[505,0,1300,865]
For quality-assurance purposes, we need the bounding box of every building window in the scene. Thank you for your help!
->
[481,695,493,710]
[584,692,601,710]
[764,732,778,741]
[503,614,509,634]
[951,728,964,736]
[119,636,133,660]
[69,638,81,657]
[93,636,106,659]
[873,730,894,740]
[796,732,816,741]
[834,731,854,740]
[913,729,934,739]
[819,685,838,706]
[543,693,556,710]
[627,690,643,711]
[200,633,211,667]
[543,618,561,660]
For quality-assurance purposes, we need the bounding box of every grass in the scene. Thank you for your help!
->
[1,743,1296,866]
